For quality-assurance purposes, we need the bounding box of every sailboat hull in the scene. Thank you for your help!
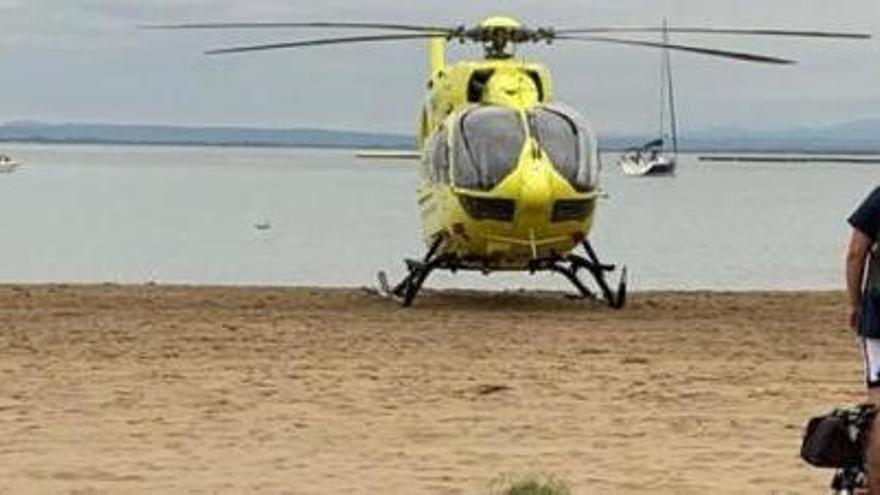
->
[0,157,19,174]
[618,155,676,176]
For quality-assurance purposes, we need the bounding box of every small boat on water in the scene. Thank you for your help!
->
[619,139,676,176]
[619,19,678,177]
[0,154,19,174]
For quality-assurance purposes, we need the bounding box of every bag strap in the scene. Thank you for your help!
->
[854,404,877,448]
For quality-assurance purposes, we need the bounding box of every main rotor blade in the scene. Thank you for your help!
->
[205,33,445,55]
[145,21,454,34]
[555,35,796,64]
[556,27,871,39]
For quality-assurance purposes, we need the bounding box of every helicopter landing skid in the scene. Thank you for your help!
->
[377,254,455,307]
[377,236,447,306]
[376,238,626,309]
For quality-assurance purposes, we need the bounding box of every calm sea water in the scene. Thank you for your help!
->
[0,143,875,291]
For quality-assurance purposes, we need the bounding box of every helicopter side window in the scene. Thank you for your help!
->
[430,129,450,183]
[453,107,524,191]
[529,106,594,191]
[525,70,545,102]
[467,70,495,103]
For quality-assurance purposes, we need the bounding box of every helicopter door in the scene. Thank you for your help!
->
[430,128,450,184]
[452,106,525,191]
[421,128,450,184]
[528,105,598,192]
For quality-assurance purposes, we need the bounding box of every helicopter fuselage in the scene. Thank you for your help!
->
[416,39,602,270]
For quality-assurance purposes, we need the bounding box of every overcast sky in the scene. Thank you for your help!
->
[0,0,877,135]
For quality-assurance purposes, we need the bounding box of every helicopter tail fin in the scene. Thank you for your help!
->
[429,37,446,75]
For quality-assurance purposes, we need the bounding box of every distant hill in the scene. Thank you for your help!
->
[0,121,414,150]
[0,119,877,154]
[604,118,880,154]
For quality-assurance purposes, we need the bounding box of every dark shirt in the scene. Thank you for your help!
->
[851,187,880,338]
[849,186,880,240]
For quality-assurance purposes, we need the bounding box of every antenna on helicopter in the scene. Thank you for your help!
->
[145,17,871,64]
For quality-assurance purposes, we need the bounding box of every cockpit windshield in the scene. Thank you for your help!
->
[452,104,598,192]
[528,105,596,191]
[453,107,525,191]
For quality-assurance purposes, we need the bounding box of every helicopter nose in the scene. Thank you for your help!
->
[519,161,552,212]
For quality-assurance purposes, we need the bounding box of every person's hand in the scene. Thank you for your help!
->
[850,304,862,332]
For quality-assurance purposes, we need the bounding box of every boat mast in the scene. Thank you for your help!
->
[663,18,679,157]
[659,20,667,154]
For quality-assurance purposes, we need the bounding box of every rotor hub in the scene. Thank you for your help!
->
[457,16,552,59]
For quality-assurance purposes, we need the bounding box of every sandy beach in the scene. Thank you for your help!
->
[0,285,866,494]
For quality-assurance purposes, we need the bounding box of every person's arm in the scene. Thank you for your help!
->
[847,228,872,330]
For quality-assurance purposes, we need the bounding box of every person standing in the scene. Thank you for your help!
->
[848,186,880,396]
[846,185,880,494]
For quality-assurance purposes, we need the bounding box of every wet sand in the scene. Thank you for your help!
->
[0,285,865,494]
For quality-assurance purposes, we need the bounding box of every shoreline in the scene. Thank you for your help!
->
[0,281,848,293]
[4,139,880,156]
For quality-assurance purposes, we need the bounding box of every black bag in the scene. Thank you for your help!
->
[801,405,876,468]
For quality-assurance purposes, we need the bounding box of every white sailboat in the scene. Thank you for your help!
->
[0,153,19,174]
[619,19,679,177]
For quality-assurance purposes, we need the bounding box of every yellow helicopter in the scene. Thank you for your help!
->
[152,17,869,307]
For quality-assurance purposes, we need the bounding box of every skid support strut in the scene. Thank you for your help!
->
[527,239,626,309]
[569,239,627,308]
